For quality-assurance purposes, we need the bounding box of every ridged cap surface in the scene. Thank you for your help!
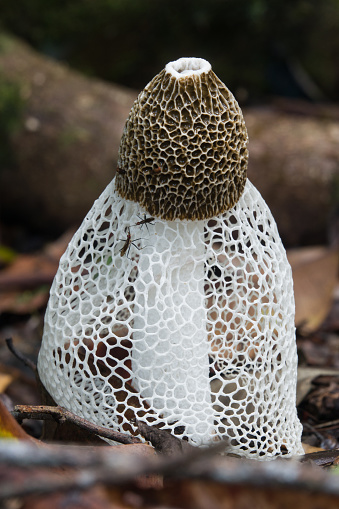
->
[116,57,248,220]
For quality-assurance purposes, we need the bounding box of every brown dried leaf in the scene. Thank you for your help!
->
[0,250,56,313]
[302,443,325,454]
[297,366,339,405]
[287,246,339,334]
[0,286,50,314]
[0,399,38,441]
[0,373,14,393]
[301,375,339,421]
[0,231,73,314]
[0,253,57,291]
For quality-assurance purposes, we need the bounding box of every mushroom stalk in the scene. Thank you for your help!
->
[133,220,214,444]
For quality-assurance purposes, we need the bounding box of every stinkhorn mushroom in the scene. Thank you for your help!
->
[38,57,303,459]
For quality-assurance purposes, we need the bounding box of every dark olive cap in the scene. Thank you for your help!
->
[116,57,248,220]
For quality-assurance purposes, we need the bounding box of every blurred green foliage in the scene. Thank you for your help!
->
[0,0,339,101]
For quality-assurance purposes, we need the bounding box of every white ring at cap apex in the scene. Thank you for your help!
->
[165,57,211,78]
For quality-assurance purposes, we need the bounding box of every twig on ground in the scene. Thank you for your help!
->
[12,404,142,445]
[5,337,37,374]
[314,419,339,430]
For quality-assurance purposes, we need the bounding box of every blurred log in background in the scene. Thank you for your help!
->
[0,33,338,247]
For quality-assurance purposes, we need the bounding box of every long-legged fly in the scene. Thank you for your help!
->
[132,214,155,233]
[117,227,144,259]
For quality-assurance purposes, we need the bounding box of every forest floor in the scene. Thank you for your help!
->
[0,228,339,508]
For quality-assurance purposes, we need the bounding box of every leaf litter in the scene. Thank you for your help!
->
[0,231,339,508]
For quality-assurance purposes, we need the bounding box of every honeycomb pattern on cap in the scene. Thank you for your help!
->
[116,58,248,220]
[38,178,303,459]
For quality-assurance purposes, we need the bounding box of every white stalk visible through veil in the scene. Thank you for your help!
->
[133,219,214,445]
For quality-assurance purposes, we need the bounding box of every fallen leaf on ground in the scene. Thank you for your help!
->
[0,399,38,441]
[302,443,325,454]
[0,230,73,314]
[0,252,58,291]
[297,366,339,405]
[300,374,339,421]
[0,373,14,393]
[0,286,50,314]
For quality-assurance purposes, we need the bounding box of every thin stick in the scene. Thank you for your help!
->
[12,404,141,445]
[314,419,339,430]
[5,337,37,374]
